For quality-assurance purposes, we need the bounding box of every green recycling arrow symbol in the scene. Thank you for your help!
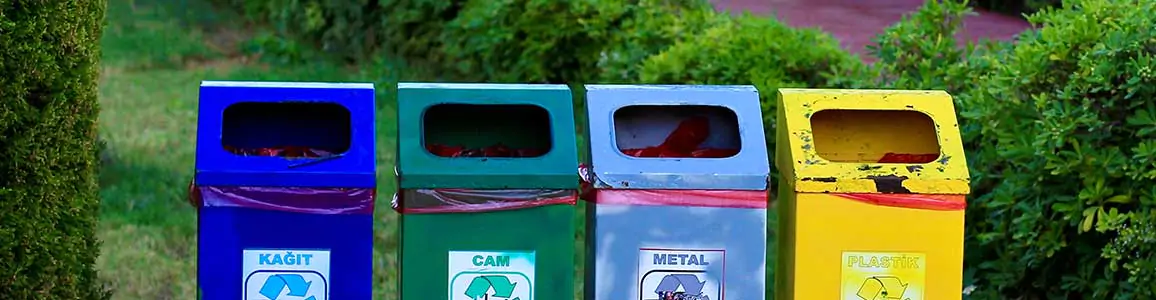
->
[464,275,518,299]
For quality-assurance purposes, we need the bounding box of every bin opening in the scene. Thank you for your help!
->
[613,105,741,158]
[810,109,941,164]
[423,104,552,158]
[221,102,352,158]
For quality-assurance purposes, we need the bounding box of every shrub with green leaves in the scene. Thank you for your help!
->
[213,0,333,50]
[438,0,730,83]
[438,0,635,83]
[0,0,112,298]
[594,0,727,83]
[377,0,469,63]
[213,0,468,61]
[959,0,1156,298]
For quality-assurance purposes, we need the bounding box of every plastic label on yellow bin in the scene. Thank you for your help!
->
[842,251,926,300]
[773,89,970,300]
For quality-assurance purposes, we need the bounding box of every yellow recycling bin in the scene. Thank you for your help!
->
[773,89,970,300]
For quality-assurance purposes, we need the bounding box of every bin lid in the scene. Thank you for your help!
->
[396,83,580,189]
[775,89,970,194]
[195,81,377,188]
[583,85,770,190]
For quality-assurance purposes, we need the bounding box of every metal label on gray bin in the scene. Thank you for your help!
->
[242,249,330,300]
[637,248,725,300]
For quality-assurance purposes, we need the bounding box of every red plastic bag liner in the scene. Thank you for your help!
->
[394,189,577,214]
[189,145,372,214]
[621,116,739,158]
[578,162,765,208]
[824,153,964,210]
[426,143,547,158]
[189,185,375,215]
[224,145,335,158]
[877,153,939,164]
[588,189,767,209]
[832,194,966,211]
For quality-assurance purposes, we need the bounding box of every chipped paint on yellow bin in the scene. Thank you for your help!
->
[842,251,926,300]
[774,89,970,300]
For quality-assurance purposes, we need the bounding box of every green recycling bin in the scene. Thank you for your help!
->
[394,83,579,300]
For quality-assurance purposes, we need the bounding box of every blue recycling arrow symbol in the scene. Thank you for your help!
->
[655,274,706,295]
[259,274,316,300]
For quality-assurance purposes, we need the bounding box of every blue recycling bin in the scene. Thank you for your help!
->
[580,85,771,300]
[192,81,377,300]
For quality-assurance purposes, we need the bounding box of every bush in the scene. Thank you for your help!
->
[959,0,1156,298]
[377,0,469,63]
[0,0,112,299]
[638,14,859,90]
[438,0,634,83]
[211,0,467,62]
[594,0,727,83]
[214,0,334,51]
[437,0,729,83]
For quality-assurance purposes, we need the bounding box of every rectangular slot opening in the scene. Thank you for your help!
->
[810,109,941,164]
[221,102,352,158]
[423,104,553,158]
[612,105,741,158]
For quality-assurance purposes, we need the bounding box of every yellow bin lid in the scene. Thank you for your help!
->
[775,89,970,195]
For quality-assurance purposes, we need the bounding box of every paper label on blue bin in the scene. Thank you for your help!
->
[242,249,330,300]
[448,250,535,300]
[637,248,725,300]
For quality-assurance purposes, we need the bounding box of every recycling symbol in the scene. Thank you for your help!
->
[464,275,521,300]
[650,274,710,300]
[258,274,319,300]
[856,276,910,300]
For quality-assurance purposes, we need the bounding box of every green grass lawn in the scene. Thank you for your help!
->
[96,0,409,298]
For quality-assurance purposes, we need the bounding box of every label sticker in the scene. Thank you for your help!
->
[841,251,926,300]
[242,249,330,300]
[637,248,725,300]
[448,251,535,300]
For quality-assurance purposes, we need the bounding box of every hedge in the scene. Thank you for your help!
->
[216,0,1156,298]
[0,0,112,299]
[954,1,1156,297]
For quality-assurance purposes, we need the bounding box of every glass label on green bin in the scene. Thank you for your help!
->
[448,251,535,300]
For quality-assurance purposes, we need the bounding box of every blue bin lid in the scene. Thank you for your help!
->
[195,81,377,188]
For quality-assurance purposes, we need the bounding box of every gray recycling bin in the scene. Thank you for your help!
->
[580,85,771,300]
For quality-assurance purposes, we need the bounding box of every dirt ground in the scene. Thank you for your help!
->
[712,0,1032,56]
